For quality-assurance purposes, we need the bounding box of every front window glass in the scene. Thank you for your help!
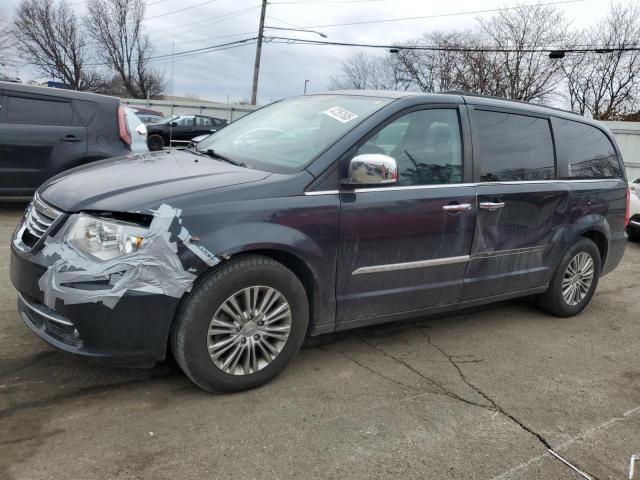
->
[197,95,393,173]
[175,116,194,126]
[356,109,463,186]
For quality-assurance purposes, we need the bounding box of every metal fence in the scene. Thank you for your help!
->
[601,121,640,181]
[120,98,259,123]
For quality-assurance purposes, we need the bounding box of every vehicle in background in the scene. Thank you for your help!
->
[136,113,164,124]
[628,182,640,241]
[128,106,165,125]
[10,92,629,392]
[146,114,228,151]
[123,107,149,155]
[0,81,133,196]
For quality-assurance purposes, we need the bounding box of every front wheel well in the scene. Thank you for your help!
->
[238,249,317,326]
[580,230,607,264]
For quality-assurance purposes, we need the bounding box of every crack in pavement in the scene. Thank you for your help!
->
[352,334,495,412]
[424,335,601,480]
[319,346,423,392]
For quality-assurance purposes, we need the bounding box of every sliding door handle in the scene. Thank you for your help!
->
[479,201,505,211]
[442,203,472,212]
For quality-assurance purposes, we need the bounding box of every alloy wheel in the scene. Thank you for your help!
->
[562,252,595,306]
[207,286,292,375]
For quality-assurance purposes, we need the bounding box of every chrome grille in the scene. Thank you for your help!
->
[25,193,62,241]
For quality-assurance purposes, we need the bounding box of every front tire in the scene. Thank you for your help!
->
[147,134,165,151]
[171,255,309,393]
[537,237,601,317]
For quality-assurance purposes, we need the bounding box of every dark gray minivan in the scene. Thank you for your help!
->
[0,82,133,196]
[10,91,629,392]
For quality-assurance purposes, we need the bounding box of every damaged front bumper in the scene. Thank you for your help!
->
[10,200,219,367]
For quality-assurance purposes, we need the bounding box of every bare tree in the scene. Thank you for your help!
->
[391,30,505,94]
[0,14,16,69]
[84,0,165,98]
[478,2,568,102]
[13,0,96,89]
[329,51,407,91]
[562,2,640,119]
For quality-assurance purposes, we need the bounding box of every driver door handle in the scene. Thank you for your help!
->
[442,203,472,212]
[479,201,505,211]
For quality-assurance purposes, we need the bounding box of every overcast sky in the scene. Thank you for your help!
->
[2,0,613,104]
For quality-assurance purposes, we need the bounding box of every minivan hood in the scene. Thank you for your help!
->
[39,150,271,212]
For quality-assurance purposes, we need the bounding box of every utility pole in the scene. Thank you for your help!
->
[251,0,268,105]
[304,79,309,94]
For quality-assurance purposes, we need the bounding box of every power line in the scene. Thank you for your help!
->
[265,35,640,54]
[270,0,384,4]
[297,0,584,28]
[153,31,256,49]
[145,0,223,20]
[146,5,258,35]
[82,37,257,67]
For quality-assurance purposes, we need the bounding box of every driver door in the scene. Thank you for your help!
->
[336,106,477,324]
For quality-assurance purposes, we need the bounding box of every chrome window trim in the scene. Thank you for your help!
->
[352,183,475,193]
[304,190,340,196]
[353,255,469,275]
[304,178,624,196]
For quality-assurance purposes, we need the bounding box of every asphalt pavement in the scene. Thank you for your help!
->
[1,202,638,480]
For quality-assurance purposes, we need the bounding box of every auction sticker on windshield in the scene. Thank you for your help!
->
[322,106,359,123]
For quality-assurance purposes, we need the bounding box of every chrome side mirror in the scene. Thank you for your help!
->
[345,154,398,187]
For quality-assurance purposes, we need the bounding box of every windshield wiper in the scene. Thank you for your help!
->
[204,148,247,168]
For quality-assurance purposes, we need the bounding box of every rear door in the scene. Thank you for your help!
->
[336,106,477,323]
[461,106,571,300]
[0,92,86,195]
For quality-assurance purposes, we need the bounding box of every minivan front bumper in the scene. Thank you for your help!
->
[10,229,182,367]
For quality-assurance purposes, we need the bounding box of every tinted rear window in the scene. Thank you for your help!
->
[474,110,555,181]
[5,95,73,126]
[559,120,622,179]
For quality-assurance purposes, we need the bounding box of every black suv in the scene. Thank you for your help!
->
[0,82,134,196]
[10,92,628,393]
[146,114,228,151]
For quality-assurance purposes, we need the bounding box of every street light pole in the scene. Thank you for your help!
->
[304,79,309,94]
[251,0,268,105]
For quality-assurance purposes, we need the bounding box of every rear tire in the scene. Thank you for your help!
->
[171,255,309,393]
[147,134,165,151]
[627,224,640,242]
[537,237,601,317]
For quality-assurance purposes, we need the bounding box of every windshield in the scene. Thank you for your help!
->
[156,115,179,124]
[196,95,393,172]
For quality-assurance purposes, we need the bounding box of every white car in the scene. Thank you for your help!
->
[123,107,149,154]
[628,181,640,241]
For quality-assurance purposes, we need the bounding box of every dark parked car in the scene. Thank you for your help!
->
[146,114,228,151]
[128,106,165,124]
[11,92,629,393]
[0,81,135,196]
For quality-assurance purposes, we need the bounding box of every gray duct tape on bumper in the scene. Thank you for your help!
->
[38,204,219,309]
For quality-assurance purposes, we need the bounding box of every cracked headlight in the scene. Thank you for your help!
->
[66,215,149,261]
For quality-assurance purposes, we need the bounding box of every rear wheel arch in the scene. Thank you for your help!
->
[579,229,607,264]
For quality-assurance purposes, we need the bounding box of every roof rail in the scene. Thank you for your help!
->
[438,90,578,116]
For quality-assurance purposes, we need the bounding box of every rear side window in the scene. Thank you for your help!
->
[5,95,73,126]
[474,110,555,181]
[560,120,622,179]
